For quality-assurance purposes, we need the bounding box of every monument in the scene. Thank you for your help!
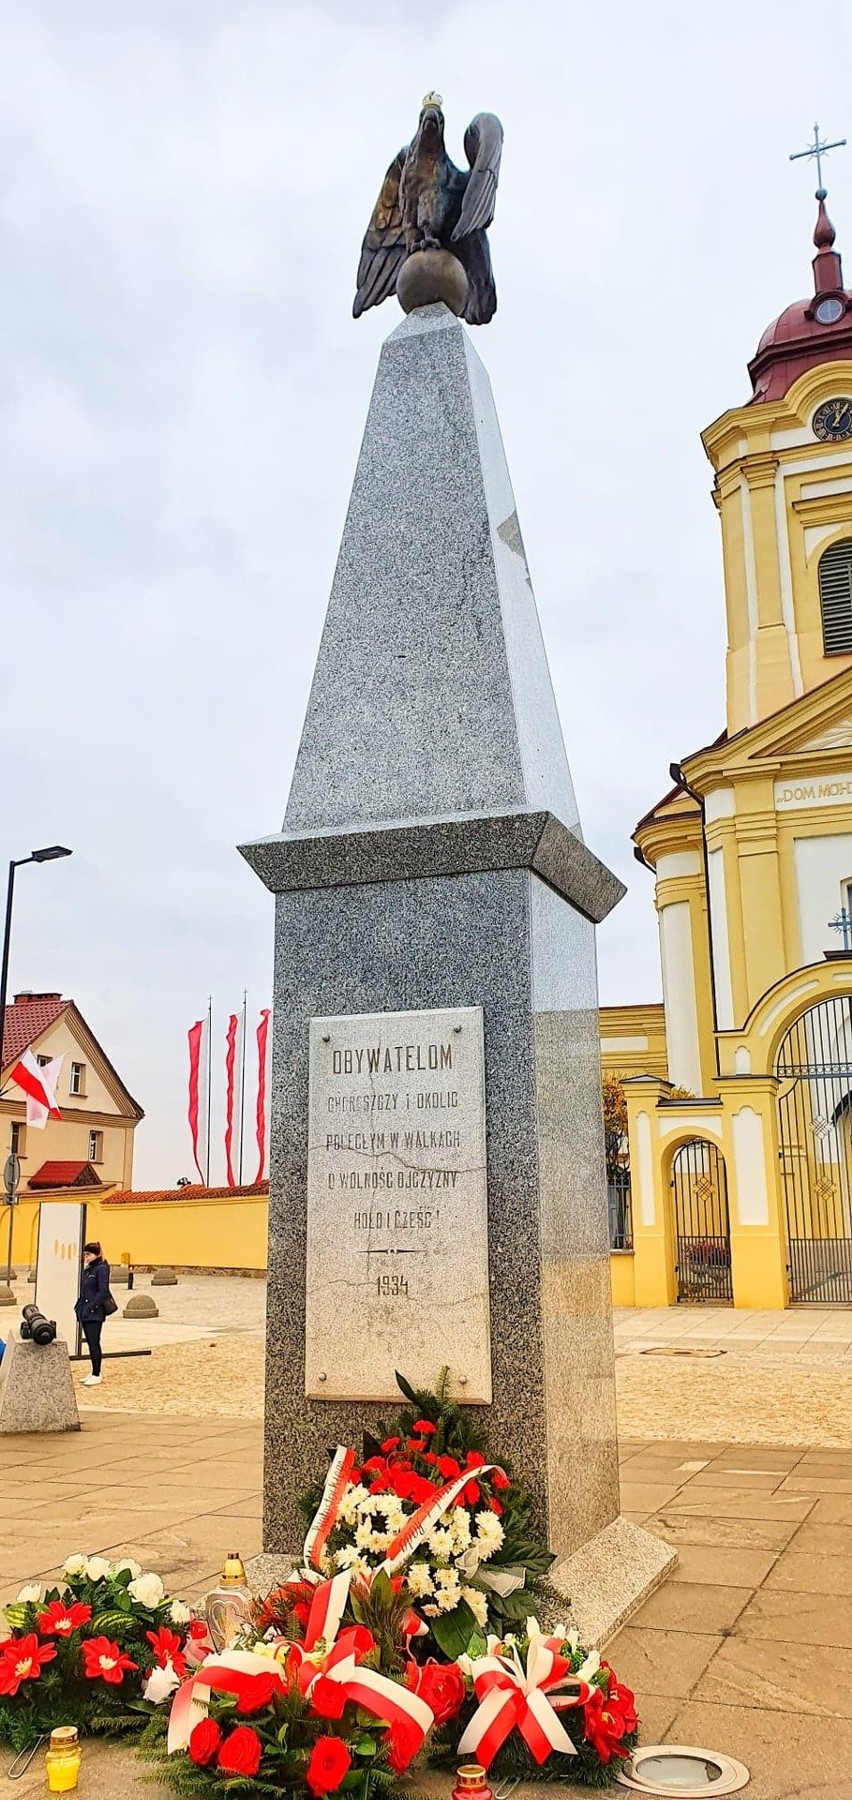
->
[241,97,674,1639]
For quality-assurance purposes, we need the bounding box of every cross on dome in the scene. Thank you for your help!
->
[790,122,847,200]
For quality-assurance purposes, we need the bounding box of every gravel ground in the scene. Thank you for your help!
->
[78,1331,852,1445]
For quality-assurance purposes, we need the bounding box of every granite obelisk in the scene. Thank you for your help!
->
[241,303,674,1638]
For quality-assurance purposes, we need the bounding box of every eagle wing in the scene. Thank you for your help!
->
[353,147,408,318]
[451,112,503,241]
[454,229,497,326]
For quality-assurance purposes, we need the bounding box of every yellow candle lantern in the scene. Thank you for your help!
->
[44,1726,81,1792]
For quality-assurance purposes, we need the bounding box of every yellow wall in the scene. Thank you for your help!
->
[5,1189,269,1273]
[600,1004,668,1079]
[609,1252,635,1307]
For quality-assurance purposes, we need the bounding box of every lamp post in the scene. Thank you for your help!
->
[0,846,72,1304]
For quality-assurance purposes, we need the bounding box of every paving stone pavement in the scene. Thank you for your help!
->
[3,1418,852,1796]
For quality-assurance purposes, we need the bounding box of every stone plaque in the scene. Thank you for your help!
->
[305,1006,490,1401]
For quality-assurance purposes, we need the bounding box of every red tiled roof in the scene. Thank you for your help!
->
[104,1181,269,1206]
[1,993,67,1067]
[28,1160,103,1190]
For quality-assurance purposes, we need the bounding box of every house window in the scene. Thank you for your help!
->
[819,539,852,654]
[9,1121,26,1157]
[36,1055,50,1067]
[88,1130,103,1163]
[69,1062,86,1096]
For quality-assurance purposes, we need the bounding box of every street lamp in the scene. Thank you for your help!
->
[0,847,73,1073]
[0,846,72,1305]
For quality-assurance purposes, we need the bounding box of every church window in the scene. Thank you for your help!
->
[818,539,852,654]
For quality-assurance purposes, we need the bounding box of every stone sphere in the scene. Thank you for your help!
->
[396,249,469,317]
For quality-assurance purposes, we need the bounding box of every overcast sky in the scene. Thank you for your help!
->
[2,0,850,1186]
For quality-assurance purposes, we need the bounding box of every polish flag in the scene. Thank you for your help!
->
[224,1012,242,1188]
[187,1017,209,1184]
[254,1009,271,1184]
[8,1049,63,1128]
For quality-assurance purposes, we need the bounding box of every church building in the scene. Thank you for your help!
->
[606,163,852,1309]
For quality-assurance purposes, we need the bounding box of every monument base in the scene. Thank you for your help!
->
[549,1516,676,1647]
[247,1516,675,1651]
[0,1331,80,1433]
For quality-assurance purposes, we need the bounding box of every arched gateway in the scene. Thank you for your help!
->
[670,1139,732,1302]
[777,995,852,1303]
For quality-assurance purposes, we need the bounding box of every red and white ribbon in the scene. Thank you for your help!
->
[167,1649,288,1753]
[378,1463,502,1576]
[304,1447,357,1572]
[457,1638,591,1769]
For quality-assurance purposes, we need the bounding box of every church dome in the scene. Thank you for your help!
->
[748,194,852,402]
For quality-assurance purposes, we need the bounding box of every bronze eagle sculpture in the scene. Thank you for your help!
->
[353,94,504,326]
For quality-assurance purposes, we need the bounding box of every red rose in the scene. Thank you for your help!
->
[405,1658,466,1725]
[491,1469,511,1490]
[412,1420,436,1434]
[188,1718,222,1766]
[236,1670,284,1714]
[306,1735,352,1796]
[293,1601,312,1628]
[310,1674,347,1720]
[386,1715,423,1774]
[217,1726,263,1776]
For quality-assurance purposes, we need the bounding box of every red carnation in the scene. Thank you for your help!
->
[362,1456,387,1474]
[491,1468,511,1490]
[310,1673,347,1720]
[81,1635,138,1686]
[486,1497,503,1515]
[465,1451,485,1469]
[412,1420,436,1434]
[188,1718,222,1766]
[0,1634,56,1697]
[306,1735,352,1796]
[146,1626,188,1678]
[381,1437,401,1452]
[408,1439,427,1454]
[218,1725,263,1776]
[37,1599,92,1638]
[436,1454,461,1479]
[405,1657,465,1725]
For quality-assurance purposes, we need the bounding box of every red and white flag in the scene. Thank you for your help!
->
[9,1049,63,1128]
[254,1009,271,1183]
[224,1011,242,1188]
[187,1016,210,1184]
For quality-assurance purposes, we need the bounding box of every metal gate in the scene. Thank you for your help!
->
[777,996,852,1303]
[671,1139,732,1302]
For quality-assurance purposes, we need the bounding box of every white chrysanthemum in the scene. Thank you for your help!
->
[169,1600,191,1625]
[63,1554,87,1577]
[405,1562,434,1598]
[368,1528,393,1552]
[354,1518,374,1549]
[434,1570,462,1612]
[16,1584,41,1604]
[334,1545,364,1569]
[473,1512,504,1561]
[461,1586,489,1629]
[128,1572,164,1608]
[422,1602,439,1618]
[425,1525,454,1559]
[85,1557,112,1582]
[338,1484,369,1524]
[450,1509,472,1549]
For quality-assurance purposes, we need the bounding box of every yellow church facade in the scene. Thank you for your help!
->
[612,184,852,1308]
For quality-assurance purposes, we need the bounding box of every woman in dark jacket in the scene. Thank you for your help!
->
[75,1241,110,1385]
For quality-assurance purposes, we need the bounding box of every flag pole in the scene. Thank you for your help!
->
[205,995,212,1187]
[238,988,247,1186]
